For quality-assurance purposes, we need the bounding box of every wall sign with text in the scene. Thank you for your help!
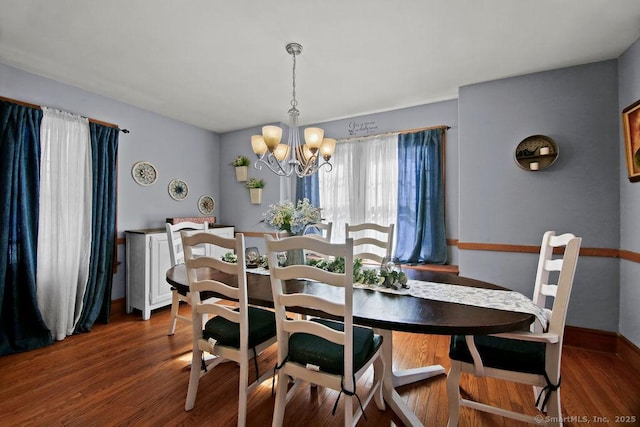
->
[347,120,379,136]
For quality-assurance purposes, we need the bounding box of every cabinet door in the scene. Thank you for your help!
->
[149,233,173,305]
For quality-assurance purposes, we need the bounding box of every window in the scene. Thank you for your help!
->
[319,134,398,255]
[316,129,447,264]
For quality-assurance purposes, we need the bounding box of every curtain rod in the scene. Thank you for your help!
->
[0,95,129,133]
[336,124,449,143]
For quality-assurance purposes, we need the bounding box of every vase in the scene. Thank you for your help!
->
[275,230,305,266]
[285,248,305,266]
[235,166,248,182]
[249,188,262,204]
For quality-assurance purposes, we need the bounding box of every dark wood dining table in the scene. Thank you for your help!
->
[166,265,533,426]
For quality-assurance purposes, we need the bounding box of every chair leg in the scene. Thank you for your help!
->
[344,395,354,427]
[446,363,462,427]
[168,289,180,335]
[546,388,562,427]
[534,385,543,410]
[237,358,249,427]
[185,348,202,411]
[271,372,288,427]
[373,354,385,410]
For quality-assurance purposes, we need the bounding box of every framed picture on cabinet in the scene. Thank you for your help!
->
[622,98,640,182]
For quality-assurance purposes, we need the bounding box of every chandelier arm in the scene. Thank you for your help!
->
[254,154,294,177]
[318,161,333,173]
[295,153,322,177]
[296,159,313,177]
[294,146,309,166]
[268,155,294,176]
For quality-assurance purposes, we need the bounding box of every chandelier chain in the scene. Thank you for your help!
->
[290,50,298,109]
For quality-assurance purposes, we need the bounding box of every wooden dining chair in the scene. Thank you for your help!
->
[265,234,385,427]
[182,232,277,427]
[446,231,582,426]
[344,222,394,265]
[166,221,209,335]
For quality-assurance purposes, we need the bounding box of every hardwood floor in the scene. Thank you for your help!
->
[1,305,638,427]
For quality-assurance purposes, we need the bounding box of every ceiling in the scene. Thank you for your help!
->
[1,1,640,133]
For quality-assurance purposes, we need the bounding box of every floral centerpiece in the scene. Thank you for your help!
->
[263,198,321,236]
[263,198,321,266]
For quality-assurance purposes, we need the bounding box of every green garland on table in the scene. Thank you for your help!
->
[221,252,238,263]
[220,253,408,289]
[221,252,268,268]
[308,257,409,289]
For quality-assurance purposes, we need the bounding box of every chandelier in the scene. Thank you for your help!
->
[250,43,336,178]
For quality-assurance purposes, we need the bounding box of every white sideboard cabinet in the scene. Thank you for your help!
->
[125,225,234,319]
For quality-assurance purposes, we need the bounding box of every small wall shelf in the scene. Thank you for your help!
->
[514,135,558,171]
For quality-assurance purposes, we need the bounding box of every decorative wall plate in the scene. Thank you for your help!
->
[198,195,215,215]
[168,179,189,201]
[131,161,158,186]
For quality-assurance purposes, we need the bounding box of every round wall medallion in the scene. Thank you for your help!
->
[168,179,189,201]
[198,195,215,215]
[131,161,158,186]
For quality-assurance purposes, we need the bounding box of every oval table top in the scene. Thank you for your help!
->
[167,265,533,336]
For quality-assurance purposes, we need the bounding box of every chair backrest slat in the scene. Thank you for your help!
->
[166,221,208,266]
[345,222,394,265]
[303,222,333,242]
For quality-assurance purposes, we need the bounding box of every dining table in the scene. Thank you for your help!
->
[166,264,534,426]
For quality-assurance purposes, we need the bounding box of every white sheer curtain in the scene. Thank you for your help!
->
[319,135,398,255]
[37,107,92,341]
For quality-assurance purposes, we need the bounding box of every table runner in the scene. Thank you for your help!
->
[247,267,270,275]
[248,269,548,330]
[406,280,548,330]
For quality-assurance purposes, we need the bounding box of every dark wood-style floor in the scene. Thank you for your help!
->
[1,305,639,427]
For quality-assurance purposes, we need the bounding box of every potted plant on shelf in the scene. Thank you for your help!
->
[231,155,250,182]
[246,177,265,204]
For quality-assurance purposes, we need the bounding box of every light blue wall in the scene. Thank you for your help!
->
[0,63,220,300]
[618,37,640,347]
[219,100,459,258]
[458,60,620,331]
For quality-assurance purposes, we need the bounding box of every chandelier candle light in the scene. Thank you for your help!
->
[251,43,336,178]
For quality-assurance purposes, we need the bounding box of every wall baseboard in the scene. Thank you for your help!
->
[565,325,640,374]
[618,334,640,375]
[110,298,126,316]
[564,325,618,352]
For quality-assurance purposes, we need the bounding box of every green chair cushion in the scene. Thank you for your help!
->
[203,306,276,349]
[288,318,382,376]
[449,334,546,375]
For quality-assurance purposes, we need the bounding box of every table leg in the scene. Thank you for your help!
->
[377,329,446,427]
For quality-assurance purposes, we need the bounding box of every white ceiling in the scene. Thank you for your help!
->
[1,1,640,133]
